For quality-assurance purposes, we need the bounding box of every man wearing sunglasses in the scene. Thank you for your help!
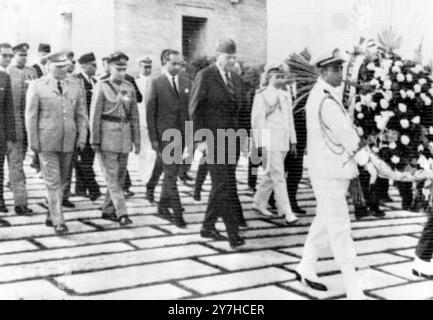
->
[6,43,37,216]
[73,52,101,202]
[0,43,17,213]
[26,51,88,235]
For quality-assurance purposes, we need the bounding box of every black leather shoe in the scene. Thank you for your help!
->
[229,235,246,249]
[354,205,370,221]
[412,269,433,280]
[371,207,386,218]
[200,228,227,241]
[75,191,87,197]
[62,200,75,208]
[46,217,53,227]
[292,206,307,215]
[238,220,248,229]
[124,190,135,199]
[15,206,33,216]
[118,215,133,226]
[172,215,187,228]
[0,201,8,213]
[146,188,155,203]
[158,206,171,219]
[294,271,328,291]
[101,212,118,222]
[89,192,102,201]
[54,224,69,236]
[193,190,201,202]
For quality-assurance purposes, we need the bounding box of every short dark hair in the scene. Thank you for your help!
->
[161,49,180,66]
[0,43,12,50]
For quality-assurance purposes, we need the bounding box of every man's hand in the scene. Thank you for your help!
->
[134,144,141,155]
[290,143,297,158]
[77,142,86,152]
[151,141,160,152]
[6,140,14,153]
[91,145,101,153]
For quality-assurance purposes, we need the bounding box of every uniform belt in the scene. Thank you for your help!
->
[101,115,130,123]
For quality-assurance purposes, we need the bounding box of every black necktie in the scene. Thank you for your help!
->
[172,76,179,98]
[57,81,63,95]
[225,72,235,97]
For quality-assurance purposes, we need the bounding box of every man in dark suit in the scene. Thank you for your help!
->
[74,53,101,201]
[0,44,17,213]
[146,49,191,228]
[189,39,246,249]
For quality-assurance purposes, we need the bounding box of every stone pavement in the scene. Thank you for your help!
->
[0,155,431,300]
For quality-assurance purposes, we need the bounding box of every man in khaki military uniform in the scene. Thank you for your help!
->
[26,51,88,235]
[7,43,37,216]
[90,52,140,226]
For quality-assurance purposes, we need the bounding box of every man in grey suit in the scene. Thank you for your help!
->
[146,49,191,228]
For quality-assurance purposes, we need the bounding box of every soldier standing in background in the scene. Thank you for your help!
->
[26,51,88,235]
[7,43,37,215]
[90,52,140,226]
[74,53,101,201]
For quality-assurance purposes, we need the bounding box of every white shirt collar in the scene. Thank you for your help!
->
[80,71,94,84]
[163,68,178,88]
[216,64,230,83]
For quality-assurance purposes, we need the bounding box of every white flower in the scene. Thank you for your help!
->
[394,60,404,67]
[367,62,376,71]
[407,90,415,99]
[382,59,393,70]
[426,97,432,106]
[414,84,422,93]
[370,79,380,87]
[375,115,387,130]
[372,146,379,153]
[389,142,397,150]
[401,135,410,145]
[400,119,410,129]
[391,155,400,164]
[357,113,365,120]
[412,116,421,124]
[383,80,392,90]
[429,126,433,135]
[419,78,427,86]
[398,103,407,113]
[420,93,427,100]
[415,64,424,73]
[397,73,405,82]
[380,99,389,109]
[418,145,425,152]
[356,127,364,136]
[392,65,401,73]
[406,74,413,82]
[429,88,433,96]
[355,102,362,112]
[370,102,377,109]
[430,142,433,150]
[400,90,407,99]
[384,90,393,101]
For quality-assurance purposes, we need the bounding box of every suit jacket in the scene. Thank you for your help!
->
[0,71,16,153]
[90,78,140,153]
[25,76,88,153]
[189,64,243,133]
[75,72,96,115]
[146,72,191,150]
[8,66,37,142]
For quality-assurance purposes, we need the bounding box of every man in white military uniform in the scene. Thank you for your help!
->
[295,49,375,299]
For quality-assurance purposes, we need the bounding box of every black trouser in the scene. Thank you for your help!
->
[284,147,305,207]
[75,143,100,196]
[396,181,413,209]
[203,163,241,237]
[358,167,379,210]
[377,177,390,200]
[194,161,209,195]
[159,163,183,216]
[31,152,41,171]
[146,155,164,193]
[124,170,132,191]
[0,151,5,203]
[416,211,433,261]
